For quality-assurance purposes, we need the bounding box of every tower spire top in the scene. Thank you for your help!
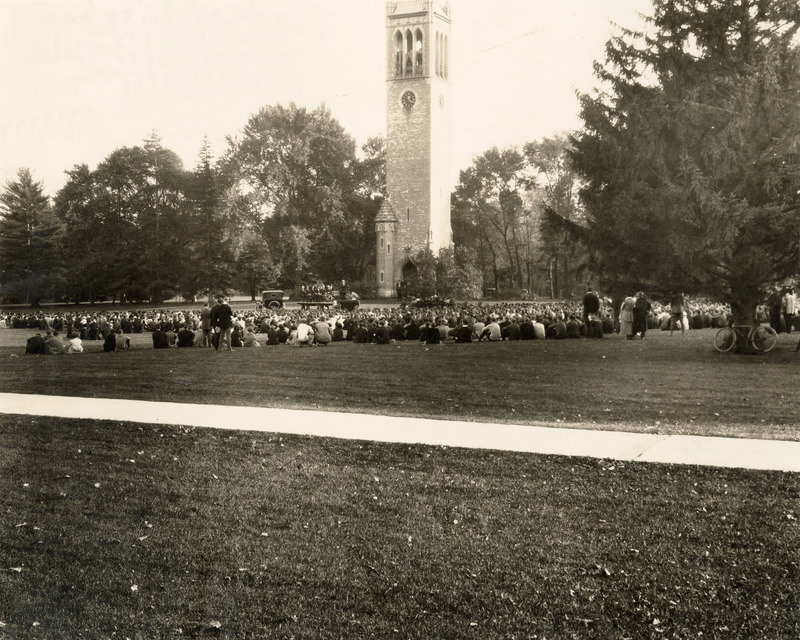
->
[386,1,451,18]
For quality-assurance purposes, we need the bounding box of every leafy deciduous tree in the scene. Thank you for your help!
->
[452,147,530,293]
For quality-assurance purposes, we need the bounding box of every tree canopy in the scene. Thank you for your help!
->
[0,168,62,305]
[223,103,381,288]
[18,104,385,305]
[570,0,800,322]
[451,137,586,298]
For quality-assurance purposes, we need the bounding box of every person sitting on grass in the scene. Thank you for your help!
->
[152,327,170,349]
[549,316,567,339]
[565,315,582,339]
[67,334,84,353]
[294,319,315,346]
[502,317,521,341]
[352,321,370,344]
[177,323,195,348]
[25,332,45,354]
[314,318,332,345]
[44,330,67,354]
[276,323,289,344]
[472,317,486,340]
[375,320,392,344]
[404,316,421,341]
[242,327,261,347]
[454,320,472,343]
[164,323,178,347]
[114,328,131,352]
[103,332,116,352]
[480,317,502,341]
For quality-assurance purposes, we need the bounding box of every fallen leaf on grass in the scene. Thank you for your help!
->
[10,568,23,573]
[207,620,222,629]
[131,585,138,592]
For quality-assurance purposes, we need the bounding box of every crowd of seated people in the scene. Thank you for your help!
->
[7,296,737,353]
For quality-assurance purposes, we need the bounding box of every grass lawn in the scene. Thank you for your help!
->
[0,327,798,440]
[1,414,798,639]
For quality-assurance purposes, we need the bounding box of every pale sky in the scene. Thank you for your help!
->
[0,0,653,197]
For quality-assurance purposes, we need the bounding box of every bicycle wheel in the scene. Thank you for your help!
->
[751,325,777,352]
[714,327,736,352]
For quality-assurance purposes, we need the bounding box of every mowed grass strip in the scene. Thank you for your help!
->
[0,327,798,440]
[0,415,797,639]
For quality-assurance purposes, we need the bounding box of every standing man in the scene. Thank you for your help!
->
[214,297,234,351]
[782,287,796,333]
[200,302,212,347]
[582,286,601,339]
[670,293,685,336]
[633,291,651,339]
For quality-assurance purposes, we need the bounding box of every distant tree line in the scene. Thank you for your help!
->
[0,105,384,305]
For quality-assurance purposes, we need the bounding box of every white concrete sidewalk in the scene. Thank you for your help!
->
[1,393,798,472]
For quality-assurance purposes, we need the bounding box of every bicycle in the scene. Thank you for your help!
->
[714,321,777,353]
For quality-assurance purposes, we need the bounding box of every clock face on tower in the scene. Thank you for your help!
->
[401,90,416,110]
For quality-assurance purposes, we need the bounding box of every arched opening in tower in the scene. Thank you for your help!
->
[401,260,418,281]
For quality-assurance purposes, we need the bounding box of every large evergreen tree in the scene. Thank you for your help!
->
[181,137,238,299]
[570,0,800,323]
[0,168,62,305]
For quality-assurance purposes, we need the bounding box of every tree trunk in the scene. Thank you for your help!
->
[728,285,759,327]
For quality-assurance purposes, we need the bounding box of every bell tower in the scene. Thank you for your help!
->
[376,0,453,298]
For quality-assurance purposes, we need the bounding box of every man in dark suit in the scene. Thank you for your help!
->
[583,287,602,338]
[25,333,44,354]
[177,323,195,348]
[454,321,472,343]
[213,297,234,351]
[152,328,169,349]
[375,320,391,344]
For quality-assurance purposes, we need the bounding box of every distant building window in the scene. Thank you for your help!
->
[380,237,384,249]
[405,30,413,77]
[415,29,423,76]
[387,243,391,254]
[395,32,403,77]
[380,271,385,283]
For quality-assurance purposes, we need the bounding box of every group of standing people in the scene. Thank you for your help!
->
[780,287,800,352]
[204,297,234,351]
[598,290,653,340]
[155,297,235,350]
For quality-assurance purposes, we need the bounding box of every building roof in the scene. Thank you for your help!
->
[386,0,451,18]
[374,197,398,223]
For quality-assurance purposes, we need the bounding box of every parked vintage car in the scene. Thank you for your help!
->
[261,290,286,309]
